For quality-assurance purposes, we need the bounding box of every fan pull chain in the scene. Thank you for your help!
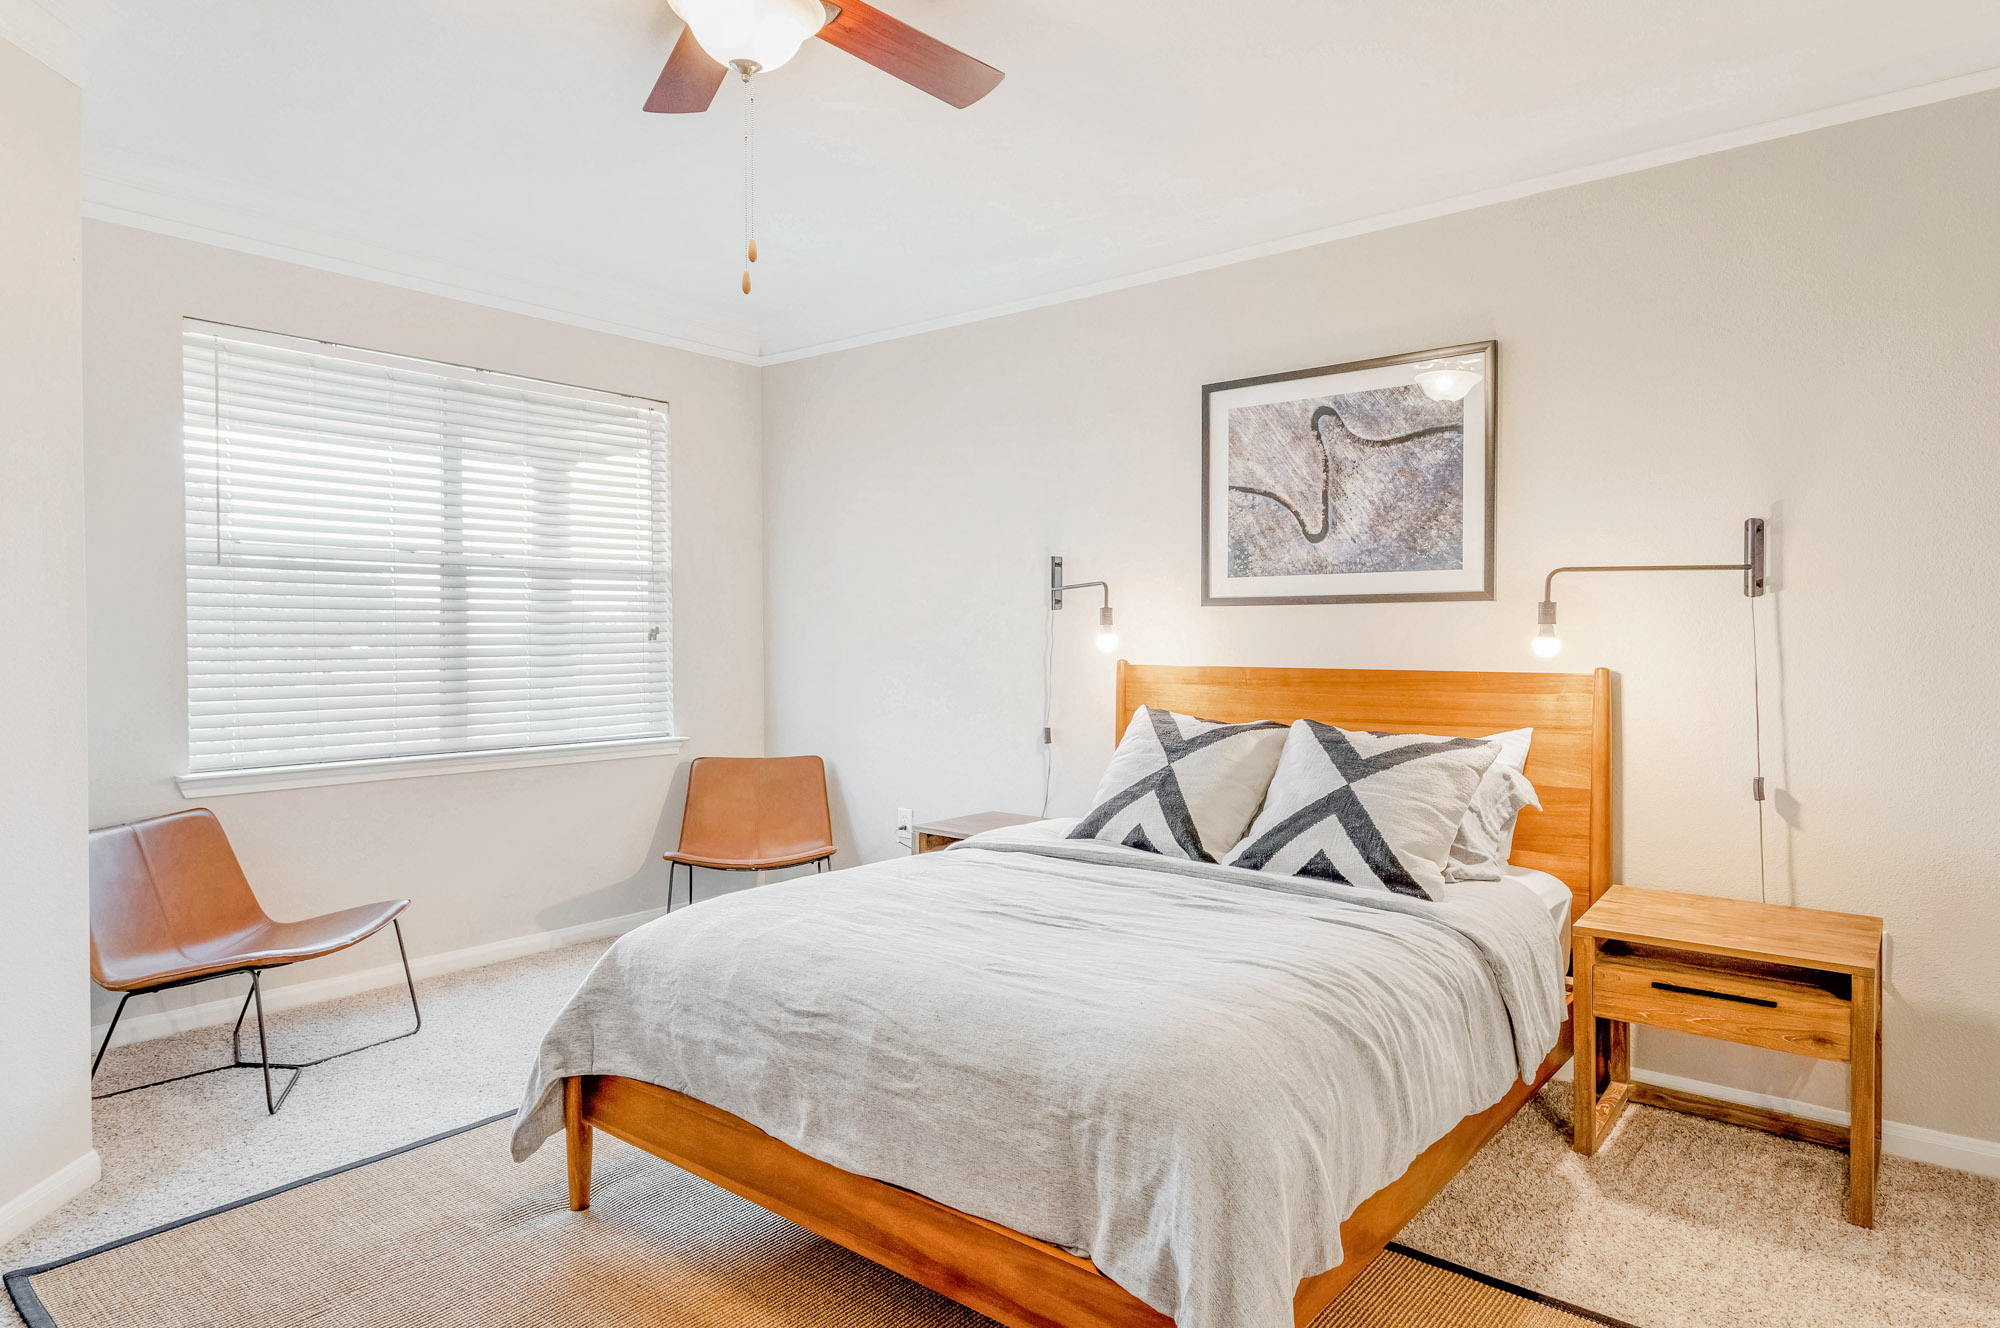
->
[742,79,757,294]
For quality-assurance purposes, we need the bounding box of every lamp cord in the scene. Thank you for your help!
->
[1750,593,1768,905]
[1041,597,1054,817]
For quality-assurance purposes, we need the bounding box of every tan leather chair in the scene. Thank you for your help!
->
[664,756,834,908]
[90,808,419,1113]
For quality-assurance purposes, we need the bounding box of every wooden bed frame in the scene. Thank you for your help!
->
[563,663,1613,1328]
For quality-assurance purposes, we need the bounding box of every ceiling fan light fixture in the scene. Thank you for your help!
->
[668,0,827,74]
[1412,359,1484,403]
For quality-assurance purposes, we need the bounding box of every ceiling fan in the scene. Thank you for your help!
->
[645,0,1005,113]
[647,0,1004,294]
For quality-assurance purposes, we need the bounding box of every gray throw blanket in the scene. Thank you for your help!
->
[511,821,1565,1328]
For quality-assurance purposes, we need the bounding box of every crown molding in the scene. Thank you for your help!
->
[77,62,2000,368]
[759,63,2000,363]
[0,0,118,85]
[82,145,764,364]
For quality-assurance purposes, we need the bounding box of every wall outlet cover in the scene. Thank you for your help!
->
[895,807,913,848]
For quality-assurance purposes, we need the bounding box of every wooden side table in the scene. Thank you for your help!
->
[912,811,1041,854]
[1572,884,1885,1226]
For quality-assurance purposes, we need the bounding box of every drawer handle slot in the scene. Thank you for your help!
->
[1651,980,1776,1008]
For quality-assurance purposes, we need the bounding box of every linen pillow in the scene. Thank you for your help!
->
[1068,706,1287,862]
[1222,720,1500,900]
[1445,727,1542,882]
[1445,767,1542,882]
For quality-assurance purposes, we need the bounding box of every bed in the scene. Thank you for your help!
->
[513,663,1611,1328]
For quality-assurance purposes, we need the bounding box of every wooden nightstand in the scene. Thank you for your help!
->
[1572,884,1885,1226]
[912,812,1040,854]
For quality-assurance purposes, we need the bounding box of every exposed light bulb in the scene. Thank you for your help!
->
[1413,360,1483,403]
[668,0,826,73]
[1531,623,1562,658]
[1096,632,1119,653]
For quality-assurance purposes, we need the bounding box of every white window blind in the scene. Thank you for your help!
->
[183,322,673,777]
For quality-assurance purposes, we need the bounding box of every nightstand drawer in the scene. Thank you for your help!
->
[1591,949,1852,1060]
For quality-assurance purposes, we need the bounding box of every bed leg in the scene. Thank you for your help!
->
[565,1076,593,1211]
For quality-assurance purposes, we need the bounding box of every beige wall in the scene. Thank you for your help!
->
[763,91,2000,1143]
[84,223,768,1021]
[0,40,94,1231]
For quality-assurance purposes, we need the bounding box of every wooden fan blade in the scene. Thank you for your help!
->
[817,0,1003,108]
[644,26,727,113]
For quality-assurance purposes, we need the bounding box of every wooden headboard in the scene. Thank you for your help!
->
[1116,662,1612,915]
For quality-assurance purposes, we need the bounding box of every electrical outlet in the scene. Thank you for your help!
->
[895,807,913,850]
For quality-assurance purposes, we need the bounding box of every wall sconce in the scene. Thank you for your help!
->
[1051,556,1117,652]
[1535,517,1772,898]
[1533,518,1766,658]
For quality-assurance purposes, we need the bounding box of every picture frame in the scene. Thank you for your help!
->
[1201,341,1497,605]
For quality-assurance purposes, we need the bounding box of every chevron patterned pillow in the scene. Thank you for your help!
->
[1068,706,1288,862]
[1222,720,1501,900]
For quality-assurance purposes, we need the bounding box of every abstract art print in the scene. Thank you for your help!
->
[1201,342,1495,604]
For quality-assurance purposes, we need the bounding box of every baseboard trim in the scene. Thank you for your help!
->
[0,1151,101,1247]
[1556,1062,2000,1180]
[92,905,669,1050]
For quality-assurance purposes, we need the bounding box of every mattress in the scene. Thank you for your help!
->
[511,822,1566,1328]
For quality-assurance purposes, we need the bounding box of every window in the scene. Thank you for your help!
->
[180,322,676,791]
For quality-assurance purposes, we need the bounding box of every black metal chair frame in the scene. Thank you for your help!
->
[666,855,831,912]
[90,918,422,1115]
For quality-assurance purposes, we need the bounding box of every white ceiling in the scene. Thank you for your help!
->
[80,0,2000,361]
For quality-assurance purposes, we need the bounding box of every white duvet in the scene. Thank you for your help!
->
[511,820,1565,1328]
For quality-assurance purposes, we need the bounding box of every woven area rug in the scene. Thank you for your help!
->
[7,1115,1633,1328]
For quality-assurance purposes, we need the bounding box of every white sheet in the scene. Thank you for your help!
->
[1499,864,1575,961]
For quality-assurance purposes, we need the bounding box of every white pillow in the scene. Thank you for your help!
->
[1223,720,1500,900]
[1445,727,1540,882]
[1067,706,1288,862]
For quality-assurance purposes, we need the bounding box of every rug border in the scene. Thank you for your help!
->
[5,1114,1640,1328]
[3,1110,514,1328]
[1384,1242,1644,1328]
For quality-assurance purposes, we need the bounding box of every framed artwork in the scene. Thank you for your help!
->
[1201,341,1496,605]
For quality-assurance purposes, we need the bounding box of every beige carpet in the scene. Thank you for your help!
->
[8,938,1999,1328]
[8,1118,1623,1328]
[1402,1085,2000,1328]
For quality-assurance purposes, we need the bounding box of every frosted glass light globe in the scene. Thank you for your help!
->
[1096,632,1119,653]
[669,0,826,72]
[1531,625,1563,658]
[1414,366,1482,403]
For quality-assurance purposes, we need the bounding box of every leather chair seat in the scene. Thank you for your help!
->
[665,849,831,871]
[93,898,410,992]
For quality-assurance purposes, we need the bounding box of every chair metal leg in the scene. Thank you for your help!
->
[92,920,420,1113]
[245,918,421,1073]
[228,979,258,1063]
[91,992,133,1078]
[248,970,275,1113]
[393,919,423,1039]
[662,857,829,912]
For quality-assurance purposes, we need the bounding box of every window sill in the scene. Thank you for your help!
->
[175,736,691,797]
